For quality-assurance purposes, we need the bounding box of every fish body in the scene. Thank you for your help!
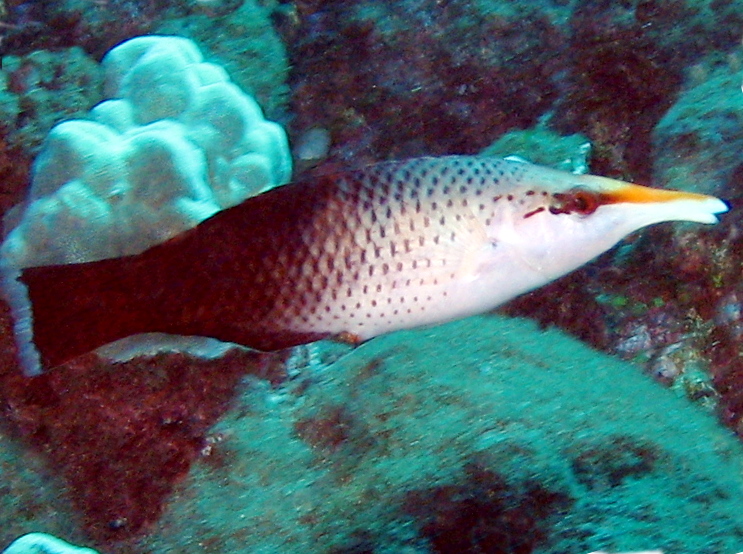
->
[11,156,728,374]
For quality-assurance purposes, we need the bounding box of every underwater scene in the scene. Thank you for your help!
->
[0,0,742,552]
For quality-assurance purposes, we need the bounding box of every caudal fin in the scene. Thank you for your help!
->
[7,255,156,374]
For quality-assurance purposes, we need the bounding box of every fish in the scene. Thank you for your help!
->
[7,155,729,375]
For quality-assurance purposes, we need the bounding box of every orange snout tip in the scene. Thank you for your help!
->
[601,181,727,207]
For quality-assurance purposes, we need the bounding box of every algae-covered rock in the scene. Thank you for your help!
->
[0,47,103,155]
[653,60,743,197]
[142,315,743,553]
[156,0,290,120]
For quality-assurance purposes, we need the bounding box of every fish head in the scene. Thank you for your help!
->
[486,165,729,285]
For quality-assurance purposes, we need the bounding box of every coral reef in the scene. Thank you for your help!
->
[155,0,290,120]
[137,316,743,553]
[2,35,291,269]
[552,0,743,181]
[653,56,743,197]
[0,47,102,156]
[0,1,741,550]
[480,126,591,174]
[0,295,285,544]
[0,0,170,59]
[0,46,102,218]
[281,0,567,164]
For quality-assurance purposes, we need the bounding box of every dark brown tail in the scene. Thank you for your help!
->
[16,254,162,372]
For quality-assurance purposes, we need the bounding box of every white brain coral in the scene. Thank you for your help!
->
[2,35,292,268]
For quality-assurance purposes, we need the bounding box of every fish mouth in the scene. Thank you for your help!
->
[584,176,730,225]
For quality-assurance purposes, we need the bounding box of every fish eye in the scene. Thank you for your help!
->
[549,187,600,216]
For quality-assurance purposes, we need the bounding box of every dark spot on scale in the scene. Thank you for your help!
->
[372,300,377,307]
[461,184,469,192]
[369,265,375,277]
[363,284,369,294]
[507,194,514,201]
[526,190,535,196]
[382,263,390,274]
[443,185,451,194]
[493,195,502,202]
[376,284,382,292]
[397,261,403,271]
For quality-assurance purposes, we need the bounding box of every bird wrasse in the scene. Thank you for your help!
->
[9,156,729,375]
